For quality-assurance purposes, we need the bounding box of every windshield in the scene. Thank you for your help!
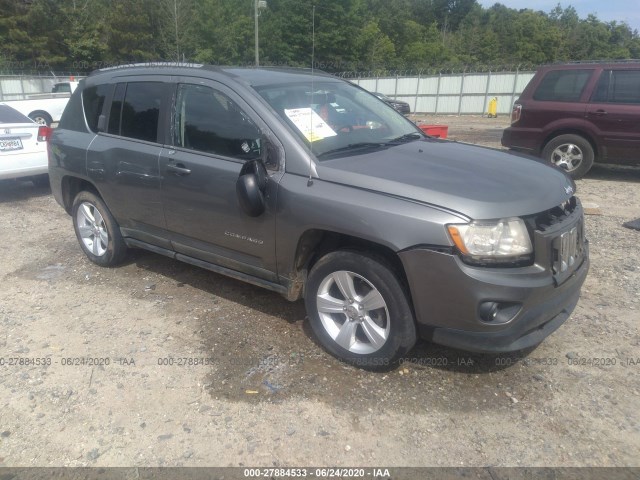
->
[255,81,422,159]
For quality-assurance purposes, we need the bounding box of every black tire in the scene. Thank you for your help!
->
[71,191,127,266]
[28,111,53,126]
[542,134,594,179]
[31,174,50,188]
[305,250,416,370]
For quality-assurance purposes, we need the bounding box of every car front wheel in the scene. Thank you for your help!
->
[72,191,127,266]
[305,250,416,369]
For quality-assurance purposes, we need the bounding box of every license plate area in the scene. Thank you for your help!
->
[552,217,585,284]
[0,138,23,151]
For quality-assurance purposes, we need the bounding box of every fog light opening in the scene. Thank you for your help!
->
[479,301,521,324]
[479,302,500,322]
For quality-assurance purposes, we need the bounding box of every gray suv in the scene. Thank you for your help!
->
[49,64,589,369]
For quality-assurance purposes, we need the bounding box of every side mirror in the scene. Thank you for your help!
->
[236,159,268,217]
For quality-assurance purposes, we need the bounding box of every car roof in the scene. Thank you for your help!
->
[538,60,640,71]
[87,63,340,87]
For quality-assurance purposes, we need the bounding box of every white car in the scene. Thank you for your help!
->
[0,103,51,186]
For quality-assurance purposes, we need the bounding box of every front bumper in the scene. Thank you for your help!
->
[399,205,589,353]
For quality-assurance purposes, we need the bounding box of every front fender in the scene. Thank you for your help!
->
[275,173,464,280]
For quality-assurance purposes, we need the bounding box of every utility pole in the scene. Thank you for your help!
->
[255,0,267,67]
[255,0,259,66]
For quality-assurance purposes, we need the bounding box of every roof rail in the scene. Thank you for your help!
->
[562,59,640,65]
[90,62,204,75]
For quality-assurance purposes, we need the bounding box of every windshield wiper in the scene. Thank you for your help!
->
[386,132,424,144]
[317,142,386,158]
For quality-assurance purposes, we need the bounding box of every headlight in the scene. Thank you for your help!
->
[447,217,533,265]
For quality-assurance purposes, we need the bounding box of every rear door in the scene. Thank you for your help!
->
[89,79,173,247]
[587,68,640,165]
[159,79,282,280]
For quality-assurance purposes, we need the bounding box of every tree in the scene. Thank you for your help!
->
[1,0,639,74]
[158,0,196,62]
[356,20,397,70]
[58,0,108,66]
[101,0,161,63]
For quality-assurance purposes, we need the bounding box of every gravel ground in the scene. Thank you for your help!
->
[0,115,638,468]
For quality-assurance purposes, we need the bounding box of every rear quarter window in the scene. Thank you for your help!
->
[533,69,593,102]
[82,84,110,133]
[59,87,89,132]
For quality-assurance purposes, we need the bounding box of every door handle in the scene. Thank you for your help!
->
[167,163,192,176]
[590,109,608,116]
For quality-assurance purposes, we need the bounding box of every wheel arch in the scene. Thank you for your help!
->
[287,229,412,308]
[541,129,599,160]
[60,176,101,214]
[28,110,53,125]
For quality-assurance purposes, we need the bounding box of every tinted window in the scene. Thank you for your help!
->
[174,84,261,159]
[52,83,71,93]
[593,70,640,104]
[117,82,164,142]
[533,69,593,102]
[0,105,32,124]
[82,84,109,133]
[59,88,88,132]
[108,83,126,135]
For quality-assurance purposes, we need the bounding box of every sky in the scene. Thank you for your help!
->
[476,0,640,33]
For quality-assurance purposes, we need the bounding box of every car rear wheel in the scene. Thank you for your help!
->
[28,111,53,126]
[72,191,127,266]
[305,250,416,370]
[542,134,594,179]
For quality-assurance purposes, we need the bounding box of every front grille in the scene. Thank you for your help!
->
[532,196,578,231]
[552,219,585,276]
[523,196,586,284]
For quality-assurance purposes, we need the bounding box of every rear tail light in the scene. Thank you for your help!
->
[511,104,522,125]
[37,126,52,142]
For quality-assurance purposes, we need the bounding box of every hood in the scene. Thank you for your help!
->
[316,139,575,220]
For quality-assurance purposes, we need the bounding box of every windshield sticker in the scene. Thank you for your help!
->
[284,108,336,142]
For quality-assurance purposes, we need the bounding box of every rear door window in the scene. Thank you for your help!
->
[107,82,164,143]
[592,70,640,104]
[533,69,593,102]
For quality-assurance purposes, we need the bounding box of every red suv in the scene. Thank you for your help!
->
[502,61,640,178]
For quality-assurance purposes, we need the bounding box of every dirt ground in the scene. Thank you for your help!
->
[0,115,638,469]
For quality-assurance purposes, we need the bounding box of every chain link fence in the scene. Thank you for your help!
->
[0,74,83,101]
[337,66,538,115]
[2,65,538,114]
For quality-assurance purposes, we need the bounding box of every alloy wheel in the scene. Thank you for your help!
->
[76,202,109,257]
[315,270,390,354]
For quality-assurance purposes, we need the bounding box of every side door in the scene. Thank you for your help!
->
[587,68,640,165]
[159,79,283,281]
[88,79,173,247]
